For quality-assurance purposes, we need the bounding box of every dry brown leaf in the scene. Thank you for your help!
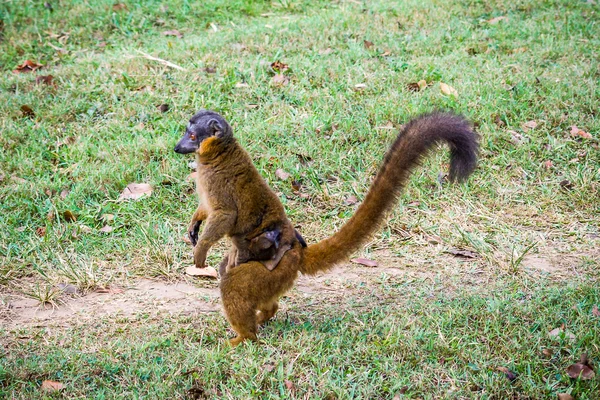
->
[363,40,374,49]
[417,79,427,90]
[522,120,538,131]
[440,82,458,97]
[351,258,378,267]
[41,380,64,392]
[291,180,302,192]
[496,366,517,381]
[270,60,289,73]
[187,171,198,181]
[99,225,114,233]
[35,75,55,85]
[557,394,574,400]
[275,169,290,180]
[425,234,442,245]
[112,3,127,11]
[592,304,600,317]
[559,180,574,191]
[487,16,507,24]
[204,66,217,74]
[163,30,182,38]
[570,125,592,139]
[445,248,479,258]
[157,103,169,113]
[272,74,289,86]
[101,214,115,222]
[185,266,218,278]
[36,227,46,237]
[20,105,35,118]
[14,60,43,73]
[548,327,576,340]
[543,160,553,169]
[60,189,70,199]
[284,380,294,391]
[566,354,595,380]
[119,183,153,200]
[344,195,358,205]
[63,210,77,222]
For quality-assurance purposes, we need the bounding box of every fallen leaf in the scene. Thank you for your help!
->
[99,225,114,233]
[496,366,517,381]
[185,266,218,278]
[36,227,46,237]
[542,348,553,357]
[119,183,153,200]
[351,258,378,267]
[570,125,592,139]
[592,305,600,317]
[41,380,64,392]
[157,103,169,112]
[344,195,358,205]
[204,66,216,74]
[275,169,290,180]
[557,394,574,400]
[440,82,458,97]
[79,225,92,234]
[417,79,428,90]
[163,29,182,38]
[354,83,367,90]
[363,39,374,49]
[543,160,553,169]
[487,16,507,24]
[272,74,289,86]
[566,354,595,380]
[559,180,574,191]
[35,75,55,85]
[262,363,275,372]
[548,327,576,340]
[445,248,479,258]
[270,60,288,73]
[20,105,35,118]
[187,171,198,181]
[14,60,43,73]
[101,214,115,222]
[381,50,392,56]
[60,189,70,199]
[508,130,528,146]
[112,3,127,11]
[63,210,76,222]
[291,180,302,192]
[284,380,294,390]
[522,120,538,131]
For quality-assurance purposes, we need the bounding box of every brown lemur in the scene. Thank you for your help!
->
[175,110,478,346]
[174,110,307,276]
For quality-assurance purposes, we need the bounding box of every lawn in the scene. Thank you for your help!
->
[0,0,599,398]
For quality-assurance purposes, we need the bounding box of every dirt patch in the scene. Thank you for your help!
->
[1,279,220,329]
[1,249,594,329]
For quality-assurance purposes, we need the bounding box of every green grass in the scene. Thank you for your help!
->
[1,0,599,398]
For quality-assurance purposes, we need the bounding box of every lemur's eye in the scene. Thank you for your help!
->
[189,133,196,141]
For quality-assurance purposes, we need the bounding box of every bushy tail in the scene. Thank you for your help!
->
[300,112,478,275]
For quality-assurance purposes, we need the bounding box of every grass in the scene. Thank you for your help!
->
[1,0,599,398]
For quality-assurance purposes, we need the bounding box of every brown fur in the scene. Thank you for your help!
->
[177,110,478,346]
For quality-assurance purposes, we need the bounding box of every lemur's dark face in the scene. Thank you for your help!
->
[174,110,230,154]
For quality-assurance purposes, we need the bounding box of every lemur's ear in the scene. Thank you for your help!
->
[208,119,224,137]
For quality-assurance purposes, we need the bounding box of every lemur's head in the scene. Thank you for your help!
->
[174,110,233,154]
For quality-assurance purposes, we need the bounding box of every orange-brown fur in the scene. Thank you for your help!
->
[178,110,478,346]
